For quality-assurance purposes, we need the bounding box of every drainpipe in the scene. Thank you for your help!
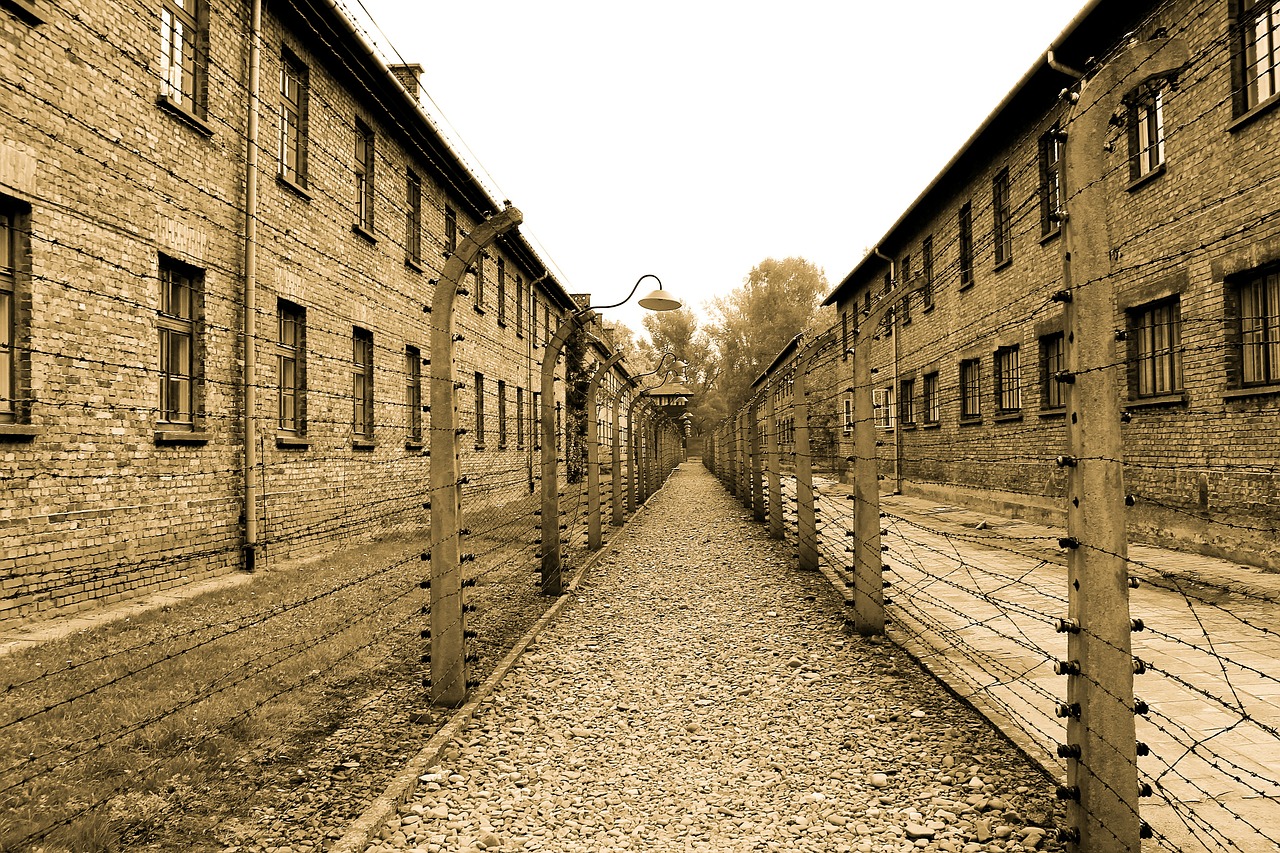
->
[870,248,902,493]
[1045,0,1103,80]
[242,0,262,571]
[1046,48,1084,79]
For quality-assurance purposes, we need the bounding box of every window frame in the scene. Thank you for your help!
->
[958,202,974,289]
[1039,125,1064,238]
[159,0,207,118]
[992,168,1012,267]
[1233,268,1280,387]
[474,371,485,450]
[157,257,203,430]
[279,48,309,188]
[353,119,375,235]
[516,386,525,448]
[496,256,507,326]
[276,299,306,435]
[352,326,374,442]
[994,345,1022,415]
[405,344,422,444]
[497,379,508,449]
[921,235,934,309]
[899,377,916,427]
[0,203,30,428]
[922,371,940,425]
[1235,0,1280,115]
[1128,88,1166,182]
[960,358,982,421]
[1040,332,1066,411]
[515,274,525,338]
[406,169,422,266]
[1129,297,1184,399]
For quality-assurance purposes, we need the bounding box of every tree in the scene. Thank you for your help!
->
[704,257,830,417]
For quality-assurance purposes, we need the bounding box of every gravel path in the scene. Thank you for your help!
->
[361,462,1067,853]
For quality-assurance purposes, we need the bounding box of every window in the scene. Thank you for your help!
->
[544,302,551,343]
[0,205,26,424]
[406,170,422,265]
[993,168,1012,266]
[354,119,375,233]
[900,292,911,325]
[497,257,507,325]
[352,327,374,440]
[863,289,872,316]
[159,0,206,115]
[1040,333,1066,409]
[277,300,305,433]
[1238,0,1280,112]
[516,386,525,448]
[1129,89,1165,180]
[873,386,895,430]
[530,294,539,347]
[406,345,422,443]
[1040,125,1063,236]
[279,50,308,186]
[840,310,849,360]
[921,235,934,309]
[900,254,912,324]
[474,371,485,448]
[958,202,974,287]
[1130,298,1183,397]
[995,345,1021,413]
[498,379,508,448]
[922,372,940,425]
[899,378,915,426]
[473,253,484,307]
[515,274,525,337]
[960,358,981,420]
[1236,269,1280,385]
[843,396,853,435]
[158,258,202,427]
[532,390,541,449]
[445,207,457,255]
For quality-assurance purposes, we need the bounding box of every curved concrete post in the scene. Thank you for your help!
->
[586,351,624,550]
[430,206,523,706]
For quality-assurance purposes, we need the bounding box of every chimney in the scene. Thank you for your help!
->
[389,63,424,102]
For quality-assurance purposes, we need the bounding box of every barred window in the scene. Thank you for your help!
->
[406,345,422,442]
[0,207,21,423]
[1129,89,1165,180]
[959,202,974,288]
[474,371,485,449]
[498,379,508,448]
[899,378,915,426]
[1130,298,1183,397]
[354,120,375,233]
[1039,126,1063,237]
[921,234,934,309]
[960,358,981,419]
[1237,269,1280,386]
[1040,333,1066,409]
[406,170,422,265]
[279,50,308,186]
[1238,0,1280,112]
[995,345,1021,413]
[922,372,940,424]
[159,0,206,115]
[158,259,202,426]
[993,169,1012,266]
[497,257,507,325]
[352,327,374,439]
[277,300,305,433]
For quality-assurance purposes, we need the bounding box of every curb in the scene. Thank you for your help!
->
[331,489,665,853]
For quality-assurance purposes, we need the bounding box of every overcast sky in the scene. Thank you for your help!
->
[350,1,1088,336]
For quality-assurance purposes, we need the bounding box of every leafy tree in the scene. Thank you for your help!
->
[704,257,830,418]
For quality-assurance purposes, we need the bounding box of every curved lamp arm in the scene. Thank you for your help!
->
[582,274,681,314]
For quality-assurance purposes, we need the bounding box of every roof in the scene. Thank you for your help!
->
[286,0,577,312]
[751,335,802,389]
[823,0,1152,307]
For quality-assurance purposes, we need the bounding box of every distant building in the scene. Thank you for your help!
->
[822,0,1280,569]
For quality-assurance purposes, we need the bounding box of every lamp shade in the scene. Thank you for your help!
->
[637,286,682,312]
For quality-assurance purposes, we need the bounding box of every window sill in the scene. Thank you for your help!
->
[921,421,941,430]
[900,422,917,431]
[0,423,39,440]
[1224,383,1280,401]
[2,0,43,24]
[155,429,211,445]
[473,304,486,315]
[1126,392,1187,409]
[994,411,1023,423]
[406,256,424,273]
[276,433,310,449]
[352,439,376,451]
[474,444,486,452]
[1126,162,1165,193]
[1228,91,1280,133]
[1040,227,1062,246]
[156,94,214,136]
[921,303,935,313]
[405,438,426,452]
[958,279,974,292]
[958,416,983,427]
[992,257,1013,273]
[1038,407,1067,419]
[497,318,507,328]
[277,173,312,200]
[351,223,377,244]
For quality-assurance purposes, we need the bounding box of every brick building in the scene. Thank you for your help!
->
[822,0,1280,568]
[0,0,636,620]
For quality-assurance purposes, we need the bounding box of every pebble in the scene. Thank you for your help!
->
[359,465,1065,852]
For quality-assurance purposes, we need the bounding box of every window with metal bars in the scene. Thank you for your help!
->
[405,345,422,443]
[352,327,374,439]
[993,169,1012,266]
[279,50,308,186]
[1236,269,1280,386]
[995,345,1021,413]
[1130,298,1183,397]
[1040,333,1066,409]
[277,300,305,434]
[158,259,202,427]
[1237,0,1280,113]
[354,120,374,233]
[960,358,981,420]
[958,202,974,288]
[159,0,205,116]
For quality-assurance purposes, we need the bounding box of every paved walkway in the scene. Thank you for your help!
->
[798,479,1280,853]
[361,462,1068,853]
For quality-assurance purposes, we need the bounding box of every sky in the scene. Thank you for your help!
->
[347,1,1090,337]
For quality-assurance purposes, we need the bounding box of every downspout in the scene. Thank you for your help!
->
[242,0,262,571]
[871,248,902,494]
[1046,48,1084,79]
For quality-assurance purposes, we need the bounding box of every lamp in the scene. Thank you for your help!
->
[637,283,682,312]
